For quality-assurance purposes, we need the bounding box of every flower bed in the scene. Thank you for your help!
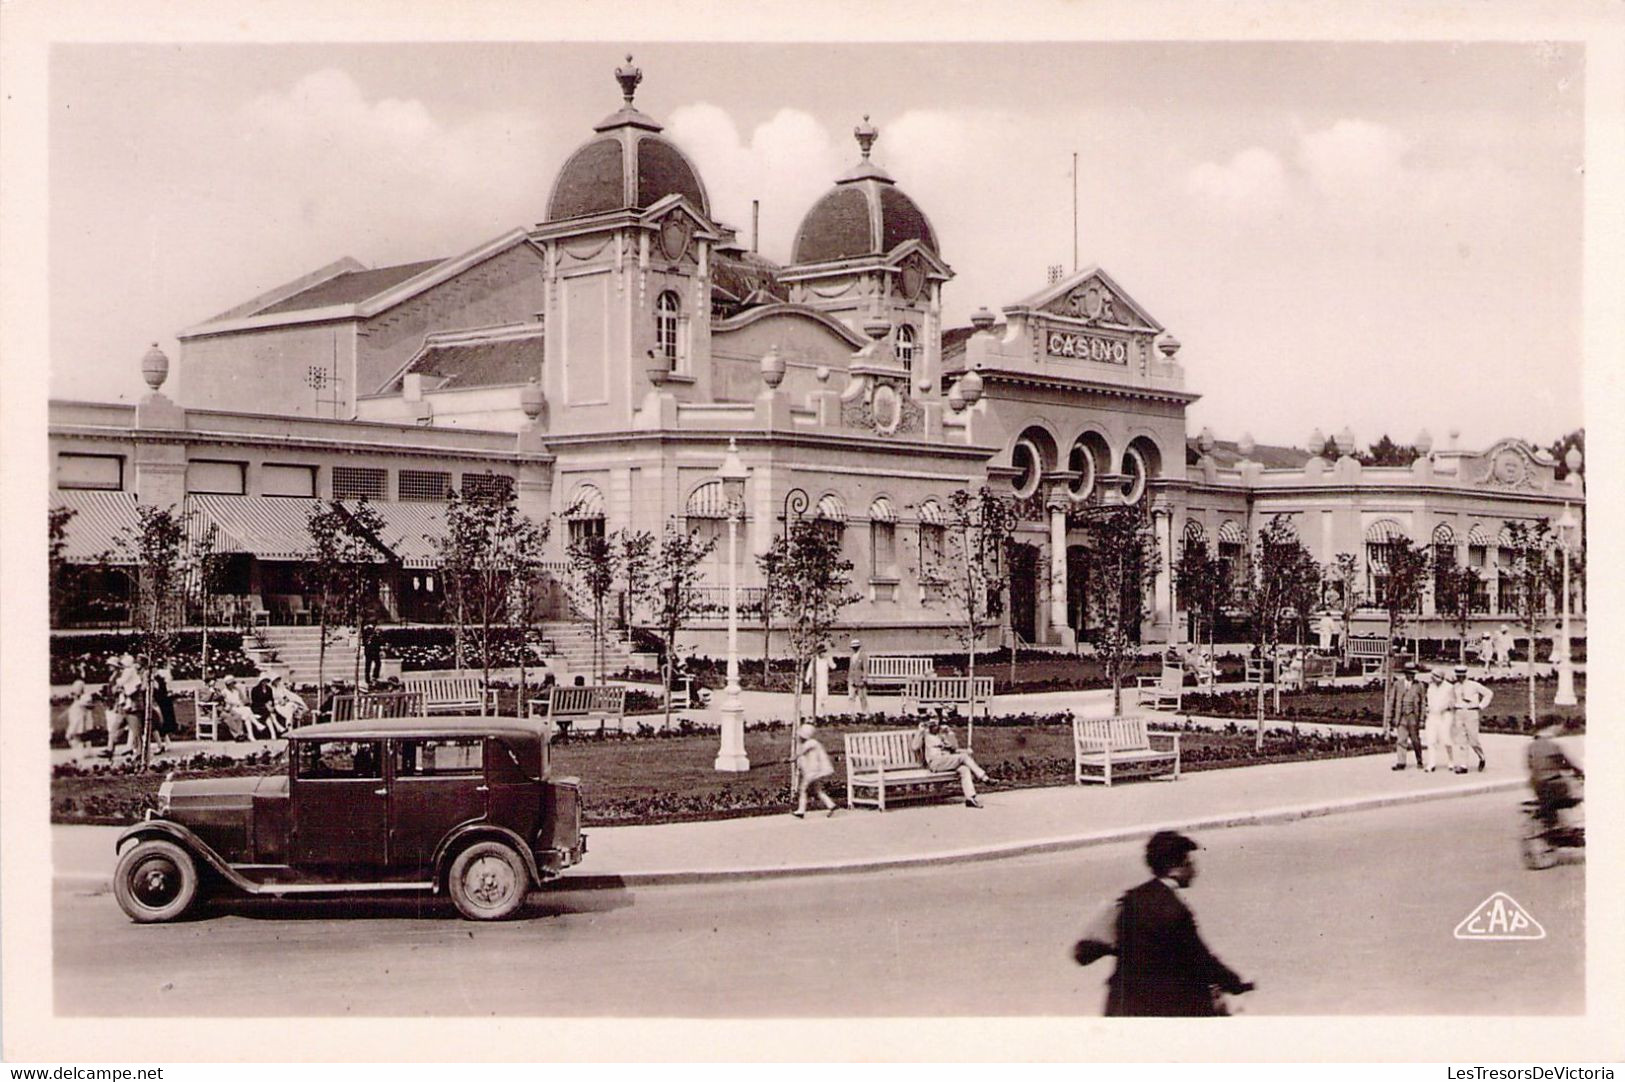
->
[1180,675,1585,734]
[50,713,1390,828]
[51,632,257,685]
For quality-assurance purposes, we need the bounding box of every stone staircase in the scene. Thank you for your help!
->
[251,625,362,685]
[538,621,638,676]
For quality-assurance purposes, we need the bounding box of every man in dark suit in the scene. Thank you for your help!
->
[1075,830,1254,1016]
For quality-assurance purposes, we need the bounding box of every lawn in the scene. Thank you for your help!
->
[51,716,1390,827]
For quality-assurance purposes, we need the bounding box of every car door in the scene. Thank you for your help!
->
[291,738,389,866]
[387,736,489,871]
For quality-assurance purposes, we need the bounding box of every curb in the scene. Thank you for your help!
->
[54,777,1524,895]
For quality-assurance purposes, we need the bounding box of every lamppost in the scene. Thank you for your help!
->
[714,438,751,771]
[1553,502,1578,707]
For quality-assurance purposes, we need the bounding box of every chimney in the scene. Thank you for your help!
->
[752,200,760,253]
[403,373,423,402]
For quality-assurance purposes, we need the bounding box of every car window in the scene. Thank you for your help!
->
[296,739,383,780]
[394,737,484,777]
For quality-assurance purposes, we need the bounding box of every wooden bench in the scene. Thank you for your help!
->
[329,690,427,722]
[901,676,994,717]
[194,698,223,741]
[1073,716,1182,786]
[1135,666,1187,711]
[401,674,498,715]
[844,729,962,811]
[1345,636,1388,675]
[528,685,627,735]
[866,656,935,688]
[1296,655,1337,688]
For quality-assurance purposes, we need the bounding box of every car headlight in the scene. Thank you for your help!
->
[157,773,174,815]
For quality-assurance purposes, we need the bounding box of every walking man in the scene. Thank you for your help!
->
[1452,664,1492,772]
[846,638,869,716]
[1391,663,1425,771]
[1422,666,1459,772]
[1073,831,1254,1016]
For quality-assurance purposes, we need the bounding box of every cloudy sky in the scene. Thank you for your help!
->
[48,41,1584,450]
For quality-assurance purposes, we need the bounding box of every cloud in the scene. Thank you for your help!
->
[1185,146,1288,215]
[1296,118,1412,198]
[668,103,843,261]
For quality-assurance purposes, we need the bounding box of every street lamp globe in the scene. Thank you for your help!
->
[717,438,749,507]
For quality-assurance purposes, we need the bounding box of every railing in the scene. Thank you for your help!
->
[692,586,766,619]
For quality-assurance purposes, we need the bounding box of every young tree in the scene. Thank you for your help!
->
[435,487,549,704]
[936,487,1018,743]
[1173,539,1230,665]
[1433,551,1484,665]
[187,521,229,681]
[565,527,619,683]
[49,506,78,629]
[765,520,859,746]
[756,540,786,688]
[1326,551,1361,652]
[644,522,714,729]
[1370,534,1431,736]
[1077,504,1161,717]
[304,498,387,690]
[1240,517,1314,750]
[1500,519,1559,728]
[121,503,188,767]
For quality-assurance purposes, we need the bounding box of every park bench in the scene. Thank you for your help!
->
[329,690,427,722]
[1073,716,1182,786]
[901,676,994,717]
[1135,666,1187,711]
[528,685,627,735]
[1295,655,1338,689]
[843,729,963,811]
[1345,636,1389,676]
[866,656,935,688]
[401,674,498,715]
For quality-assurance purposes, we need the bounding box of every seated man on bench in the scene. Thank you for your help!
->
[913,714,993,808]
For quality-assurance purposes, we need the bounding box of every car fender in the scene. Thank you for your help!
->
[116,819,261,894]
[431,823,542,893]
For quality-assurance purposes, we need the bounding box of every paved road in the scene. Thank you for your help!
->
[55,789,1581,1017]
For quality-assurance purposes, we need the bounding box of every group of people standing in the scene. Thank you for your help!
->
[1388,661,1491,774]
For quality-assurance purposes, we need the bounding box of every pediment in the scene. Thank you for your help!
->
[1465,439,1554,492]
[1020,266,1163,333]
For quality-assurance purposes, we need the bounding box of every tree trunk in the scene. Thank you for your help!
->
[1527,628,1537,729]
[1255,672,1266,752]
[1381,611,1397,738]
[967,637,977,749]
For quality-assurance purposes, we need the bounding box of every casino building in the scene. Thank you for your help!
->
[49,60,1585,654]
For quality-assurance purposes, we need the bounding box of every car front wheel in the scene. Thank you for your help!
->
[448,841,529,921]
[114,839,200,923]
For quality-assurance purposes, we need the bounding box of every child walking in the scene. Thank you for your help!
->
[790,721,838,818]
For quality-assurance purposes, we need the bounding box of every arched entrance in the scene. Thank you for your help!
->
[1008,543,1040,644]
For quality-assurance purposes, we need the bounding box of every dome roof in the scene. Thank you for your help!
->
[791,117,939,265]
[545,57,710,223]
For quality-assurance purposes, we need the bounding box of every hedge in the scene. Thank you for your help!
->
[51,632,257,685]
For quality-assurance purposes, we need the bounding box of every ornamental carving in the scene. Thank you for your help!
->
[1472,443,1545,491]
[839,375,923,436]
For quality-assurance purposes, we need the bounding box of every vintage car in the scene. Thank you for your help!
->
[113,716,586,922]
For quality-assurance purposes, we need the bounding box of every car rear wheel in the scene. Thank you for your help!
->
[114,839,200,923]
[448,841,529,921]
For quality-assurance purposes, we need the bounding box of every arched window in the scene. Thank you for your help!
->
[869,497,898,580]
[917,500,946,581]
[565,484,607,548]
[1364,519,1406,603]
[655,291,682,368]
[1217,520,1246,584]
[1466,524,1491,611]
[895,325,916,375]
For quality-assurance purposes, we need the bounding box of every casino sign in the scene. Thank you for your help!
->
[1046,329,1130,365]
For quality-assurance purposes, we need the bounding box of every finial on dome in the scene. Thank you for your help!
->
[1198,427,1216,455]
[1308,428,1326,455]
[141,342,170,391]
[854,115,878,161]
[1414,429,1433,455]
[615,54,642,106]
[1237,432,1256,459]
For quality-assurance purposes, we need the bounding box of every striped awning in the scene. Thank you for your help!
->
[917,499,945,527]
[188,494,324,562]
[815,493,848,523]
[1217,519,1245,545]
[1183,519,1207,542]
[1364,519,1406,543]
[1466,523,1491,546]
[1431,522,1455,544]
[1266,514,1299,539]
[346,500,447,570]
[685,481,728,520]
[1497,523,1518,547]
[50,490,140,563]
[868,496,897,523]
[565,484,605,520]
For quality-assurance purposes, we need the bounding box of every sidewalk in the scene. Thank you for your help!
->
[55,731,1535,892]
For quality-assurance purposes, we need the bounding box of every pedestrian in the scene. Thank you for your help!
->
[64,679,98,751]
[149,663,179,754]
[362,622,383,686]
[846,638,869,716]
[1390,663,1425,771]
[1495,624,1515,672]
[1422,667,1459,773]
[789,721,838,818]
[803,642,831,720]
[1452,664,1491,772]
[914,713,991,808]
[271,673,309,731]
[1476,630,1495,667]
[1072,830,1254,1016]
[1316,610,1334,652]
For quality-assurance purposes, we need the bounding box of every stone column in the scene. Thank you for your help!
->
[1152,504,1173,642]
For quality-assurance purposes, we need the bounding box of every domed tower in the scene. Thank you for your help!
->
[531,56,729,430]
[781,117,953,392]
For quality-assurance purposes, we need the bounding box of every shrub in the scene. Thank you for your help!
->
[51,631,256,684]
